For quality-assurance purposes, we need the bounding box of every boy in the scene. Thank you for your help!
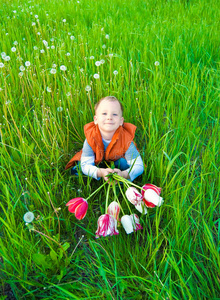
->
[65,96,144,181]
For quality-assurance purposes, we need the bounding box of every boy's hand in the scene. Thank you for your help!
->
[113,168,130,179]
[97,168,114,181]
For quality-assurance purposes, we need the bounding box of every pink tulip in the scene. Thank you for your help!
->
[66,197,88,220]
[107,201,120,221]
[95,214,119,238]
[130,214,143,231]
[141,184,162,208]
[125,187,143,205]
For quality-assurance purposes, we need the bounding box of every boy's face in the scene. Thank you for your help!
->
[94,100,124,139]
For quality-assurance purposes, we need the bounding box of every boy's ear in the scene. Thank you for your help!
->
[120,117,124,126]
[94,115,97,124]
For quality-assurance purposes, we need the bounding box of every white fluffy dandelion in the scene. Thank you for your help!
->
[19,72,23,77]
[105,34,110,39]
[85,85,91,92]
[19,66,25,71]
[40,49,45,53]
[4,56,10,61]
[23,212,35,223]
[50,68,57,74]
[90,56,94,59]
[95,61,101,66]
[60,65,67,71]
[154,61,160,66]
[43,40,48,47]
[0,63,4,68]
[57,107,63,112]
[51,45,55,49]
[11,47,16,52]
[100,59,105,64]
[93,73,99,79]
[70,36,75,40]
[13,41,18,45]
[113,70,118,75]
[46,87,52,92]
[63,19,66,22]
[25,61,31,67]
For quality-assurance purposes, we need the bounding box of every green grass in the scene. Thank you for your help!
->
[0,0,219,299]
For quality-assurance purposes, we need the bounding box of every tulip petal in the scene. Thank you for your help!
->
[74,201,88,220]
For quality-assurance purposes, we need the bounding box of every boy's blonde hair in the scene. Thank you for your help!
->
[94,96,123,114]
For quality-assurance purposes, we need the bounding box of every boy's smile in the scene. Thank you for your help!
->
[94,100,124,140]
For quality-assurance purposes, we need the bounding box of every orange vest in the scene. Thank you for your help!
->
[65,122,137,170]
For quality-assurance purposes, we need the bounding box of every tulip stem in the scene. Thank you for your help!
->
[112,174,145,192]
[112,181,125,215]
[86,180,109,201]
[105,180,111,214]
[118,182,133,215]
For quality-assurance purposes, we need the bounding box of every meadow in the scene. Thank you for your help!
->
[0,0,219,299]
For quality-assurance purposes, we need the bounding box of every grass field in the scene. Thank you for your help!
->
[0,0,219,299]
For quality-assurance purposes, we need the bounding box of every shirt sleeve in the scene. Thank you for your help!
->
[80,139,99,179]
[124,142,144,181]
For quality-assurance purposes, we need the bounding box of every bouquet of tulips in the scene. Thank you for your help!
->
[66,173,164,238]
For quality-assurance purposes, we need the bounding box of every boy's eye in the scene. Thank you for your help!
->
[113,114,118,116]
[102,113,107,115]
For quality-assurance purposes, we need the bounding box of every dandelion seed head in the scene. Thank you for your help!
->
[66,92,71,96]
[19,66,25,71]
[57,107,63,112]
[70,36,75,40]
[95,61,101,66]
[37,32,41,35]
[113,70,118,75]
[93,73,99,79]
[4,56,10,61]
[32,22,36,26]
[51,45,55,49]
[66,52,70,56]
[63,19,66,22]
[19,72,23,77]
[50,68,57,74]
[23,211,35,223]
[100,59,105,64]
[35,15,38,18]
[13,41,18,45]
[60,65,67,71]
[43,40,48,47]
[154,61,160,66]
[80,68,84,72]
[85,85,91,92]
[46,87,52,92]
[90,56,94,59]
[33,46,38,50]
[11,47,16,52]
[25,61,31,67]
[40,49,45,53]
[102,44,106,49]
[0,63,4,68]
[109,53,113,57]
[105,34,110,39]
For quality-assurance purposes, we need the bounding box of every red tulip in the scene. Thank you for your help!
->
[66,197,88,220]
[141,184,162,208]
[95,214,119,238]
